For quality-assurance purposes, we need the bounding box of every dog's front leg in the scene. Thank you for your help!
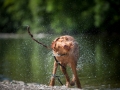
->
[70,74,76,86]
[60,65,70,87]
[49,61,58,86]
[71,63,82,89]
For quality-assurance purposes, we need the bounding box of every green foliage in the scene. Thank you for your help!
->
[0,0,120,34]
[94,0,110,27]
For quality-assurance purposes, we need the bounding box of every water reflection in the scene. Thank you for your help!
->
[0,34,120,89]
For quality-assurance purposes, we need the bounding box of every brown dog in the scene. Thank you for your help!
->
[49,35,81,88]
[26,26,81,88]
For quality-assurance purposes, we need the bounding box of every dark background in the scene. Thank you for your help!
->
[0,0,120,35]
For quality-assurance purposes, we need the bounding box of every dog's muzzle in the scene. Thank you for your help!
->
[52,52,67,57]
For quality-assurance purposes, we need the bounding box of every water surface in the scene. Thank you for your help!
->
[0,34,120,89]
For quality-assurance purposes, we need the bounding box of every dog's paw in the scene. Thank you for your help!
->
[70,81,75,86]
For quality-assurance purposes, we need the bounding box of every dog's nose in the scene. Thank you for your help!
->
[63,45,70,51]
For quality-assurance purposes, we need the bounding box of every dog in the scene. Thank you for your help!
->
[26,26,81,88]
[49,35,81,88]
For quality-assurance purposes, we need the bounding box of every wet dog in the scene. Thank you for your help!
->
[49,35,81,88]
[26,27,81,88]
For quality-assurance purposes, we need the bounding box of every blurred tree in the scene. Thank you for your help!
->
[104,0,120,35]
[45,0,95,34]
[28,0,51,33]
[0,0,120,34]
[0,0,31,33]
[94,0,120,35]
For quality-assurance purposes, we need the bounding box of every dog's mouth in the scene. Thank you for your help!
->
[57,53,67,56]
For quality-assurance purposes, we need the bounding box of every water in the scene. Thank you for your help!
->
[0,34,120,89]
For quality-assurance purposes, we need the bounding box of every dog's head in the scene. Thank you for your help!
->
[51,36,74,55]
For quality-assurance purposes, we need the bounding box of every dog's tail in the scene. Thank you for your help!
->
[27,26,50,49]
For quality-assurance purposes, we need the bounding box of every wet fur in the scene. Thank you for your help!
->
[49,35,81,88]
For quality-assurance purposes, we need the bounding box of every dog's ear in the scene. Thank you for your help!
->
[51,37,60,49]
[51,41,55,49]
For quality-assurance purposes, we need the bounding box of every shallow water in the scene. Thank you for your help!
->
[0,34,120,89]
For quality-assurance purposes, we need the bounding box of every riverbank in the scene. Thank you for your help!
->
[0,80,81,90]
